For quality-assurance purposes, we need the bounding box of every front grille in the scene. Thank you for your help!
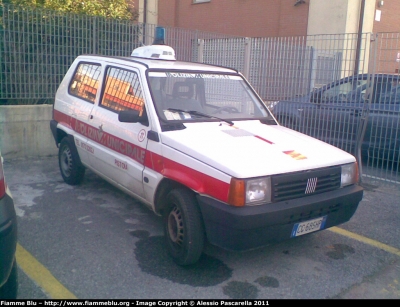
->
[271,166,341,202]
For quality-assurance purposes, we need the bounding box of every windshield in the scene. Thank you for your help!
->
[148,71,272,123]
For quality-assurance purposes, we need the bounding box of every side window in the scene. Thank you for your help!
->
[100,67,144,114]
[321,79,367,103]
[347,80,368,102]
[321,82,352,102]
[373,82,389,103]
[376,79,400,104]
[69,63,101,103]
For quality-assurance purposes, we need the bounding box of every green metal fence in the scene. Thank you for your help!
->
[0,4,142,103]
[0,4,234,104]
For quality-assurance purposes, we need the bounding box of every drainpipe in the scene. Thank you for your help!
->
[354,0,367,183]
[143,0,147,44]
[143,0,147,24]
[354,0,365,76]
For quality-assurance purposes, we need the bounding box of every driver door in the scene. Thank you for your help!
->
[311,77,366,153]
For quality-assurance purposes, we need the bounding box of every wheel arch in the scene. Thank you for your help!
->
[153,178,197,216]
[50,120,71,147]
[56,128,69,145]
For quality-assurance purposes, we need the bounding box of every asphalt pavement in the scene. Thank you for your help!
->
[3,156,400,299]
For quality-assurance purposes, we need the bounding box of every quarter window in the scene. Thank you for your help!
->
[69,63,101,103]
[100,67,144,114]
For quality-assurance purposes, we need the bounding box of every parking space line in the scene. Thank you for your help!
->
[329,227,400,257]
[16,243,77,299]
[14,227,398,300]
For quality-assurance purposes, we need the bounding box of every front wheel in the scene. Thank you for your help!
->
[58,136,85,185]
[163,189,205,266]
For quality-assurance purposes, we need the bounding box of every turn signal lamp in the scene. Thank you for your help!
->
[227,178,246,207]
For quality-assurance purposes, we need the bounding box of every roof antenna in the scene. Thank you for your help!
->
[153,27,165,45]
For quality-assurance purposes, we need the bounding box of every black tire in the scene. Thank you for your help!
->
[0,259,18,299]
[58,136,85,185]
[163,189,205,266]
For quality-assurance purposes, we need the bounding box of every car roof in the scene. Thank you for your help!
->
[75,54,239,74]
[353,73,399,79]
[321,73,400,88]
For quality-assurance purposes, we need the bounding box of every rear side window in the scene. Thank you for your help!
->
[69,62,102,103]
[375,79,400,104]
[100,66,144,114]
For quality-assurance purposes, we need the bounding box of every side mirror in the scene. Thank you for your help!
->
[118,109,149,126]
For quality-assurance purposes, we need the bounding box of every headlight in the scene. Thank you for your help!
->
[228,177,272,207]
[246,178,272,204]
[341,162,359,187]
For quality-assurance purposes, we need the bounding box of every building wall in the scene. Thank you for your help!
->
[157,0,309,37]
[151,0,400,38]
[372,0,400,33]
[307,0,375,35]
[307,0,348,35]
[133,0,158,25]
[371,1,400,74]
[0,106,57,159]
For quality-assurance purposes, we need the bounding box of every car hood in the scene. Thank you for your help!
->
[160,120,355,178]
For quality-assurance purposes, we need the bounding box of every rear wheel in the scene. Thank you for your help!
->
[0,259,18,299]
[163,189,205,266]
[58,136,85,185]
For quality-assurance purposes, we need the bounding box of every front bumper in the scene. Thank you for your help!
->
[0,192,17,288]
[197,184,363,251]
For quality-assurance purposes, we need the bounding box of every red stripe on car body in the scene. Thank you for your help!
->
[53,111,231,202]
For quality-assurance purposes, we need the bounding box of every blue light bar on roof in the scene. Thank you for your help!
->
[153,27,165,45]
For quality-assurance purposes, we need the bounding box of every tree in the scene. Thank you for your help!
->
[3,0,138,20]
[0,0,141,104]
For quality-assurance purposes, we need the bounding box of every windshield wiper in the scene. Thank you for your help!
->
[167,108,234,126]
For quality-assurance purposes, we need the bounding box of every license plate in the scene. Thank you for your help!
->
[291,216,327,237]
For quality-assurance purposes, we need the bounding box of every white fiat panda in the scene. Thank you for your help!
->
[50,29,363,265]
